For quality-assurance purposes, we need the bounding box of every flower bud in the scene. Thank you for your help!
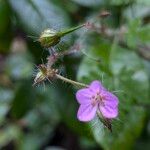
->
[38,29,60,48]
[38,24,85,48]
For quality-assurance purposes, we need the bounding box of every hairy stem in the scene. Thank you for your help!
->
[56,74,88,88]
[58,24,85,37]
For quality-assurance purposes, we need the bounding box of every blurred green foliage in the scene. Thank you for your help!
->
[0,0,150,150]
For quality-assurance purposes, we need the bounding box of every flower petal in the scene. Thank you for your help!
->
[99,105,118,119]
[77,104,97,122]
[76,88,93,104]
[89,80,106,93]
[102,91,119,108]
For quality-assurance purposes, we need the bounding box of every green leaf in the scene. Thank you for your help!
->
[71,0,103,7]
[0,0,11,35]
[0,0,12,53]
[52,0,79,14]
[18,134,42,150]
[123,4,150,20]
[77,32,113,82]
[5,52,33,80]
[11,81,36,119]
[0,88,14,124]
[110,41,149,104]
[17,85,60,150]
[124,19,150,48]
[8,0,71,35]
[136,0,150,5]
[0,125,21,149]
[0,88,14,103]
[0,104,10,124]
[110,0,132,5]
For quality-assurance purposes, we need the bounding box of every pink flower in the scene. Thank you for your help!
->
[76,80,119,122]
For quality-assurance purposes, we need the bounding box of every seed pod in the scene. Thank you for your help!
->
[38,24,85,48]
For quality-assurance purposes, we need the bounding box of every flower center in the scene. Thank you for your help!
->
[91,92,104,106]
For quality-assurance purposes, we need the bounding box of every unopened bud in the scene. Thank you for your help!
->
[39,24,85,48]
[39,29,60,48]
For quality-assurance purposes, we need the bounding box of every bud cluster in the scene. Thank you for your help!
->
[33,24,88,87]
[34,12,112,86]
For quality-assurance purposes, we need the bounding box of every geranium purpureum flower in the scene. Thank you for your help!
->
[76,80,119,122]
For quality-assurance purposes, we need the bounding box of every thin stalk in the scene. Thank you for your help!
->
[56,74,88,88]
[58,24,85,37]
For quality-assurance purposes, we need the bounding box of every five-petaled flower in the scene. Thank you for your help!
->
[76,80,119,122]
